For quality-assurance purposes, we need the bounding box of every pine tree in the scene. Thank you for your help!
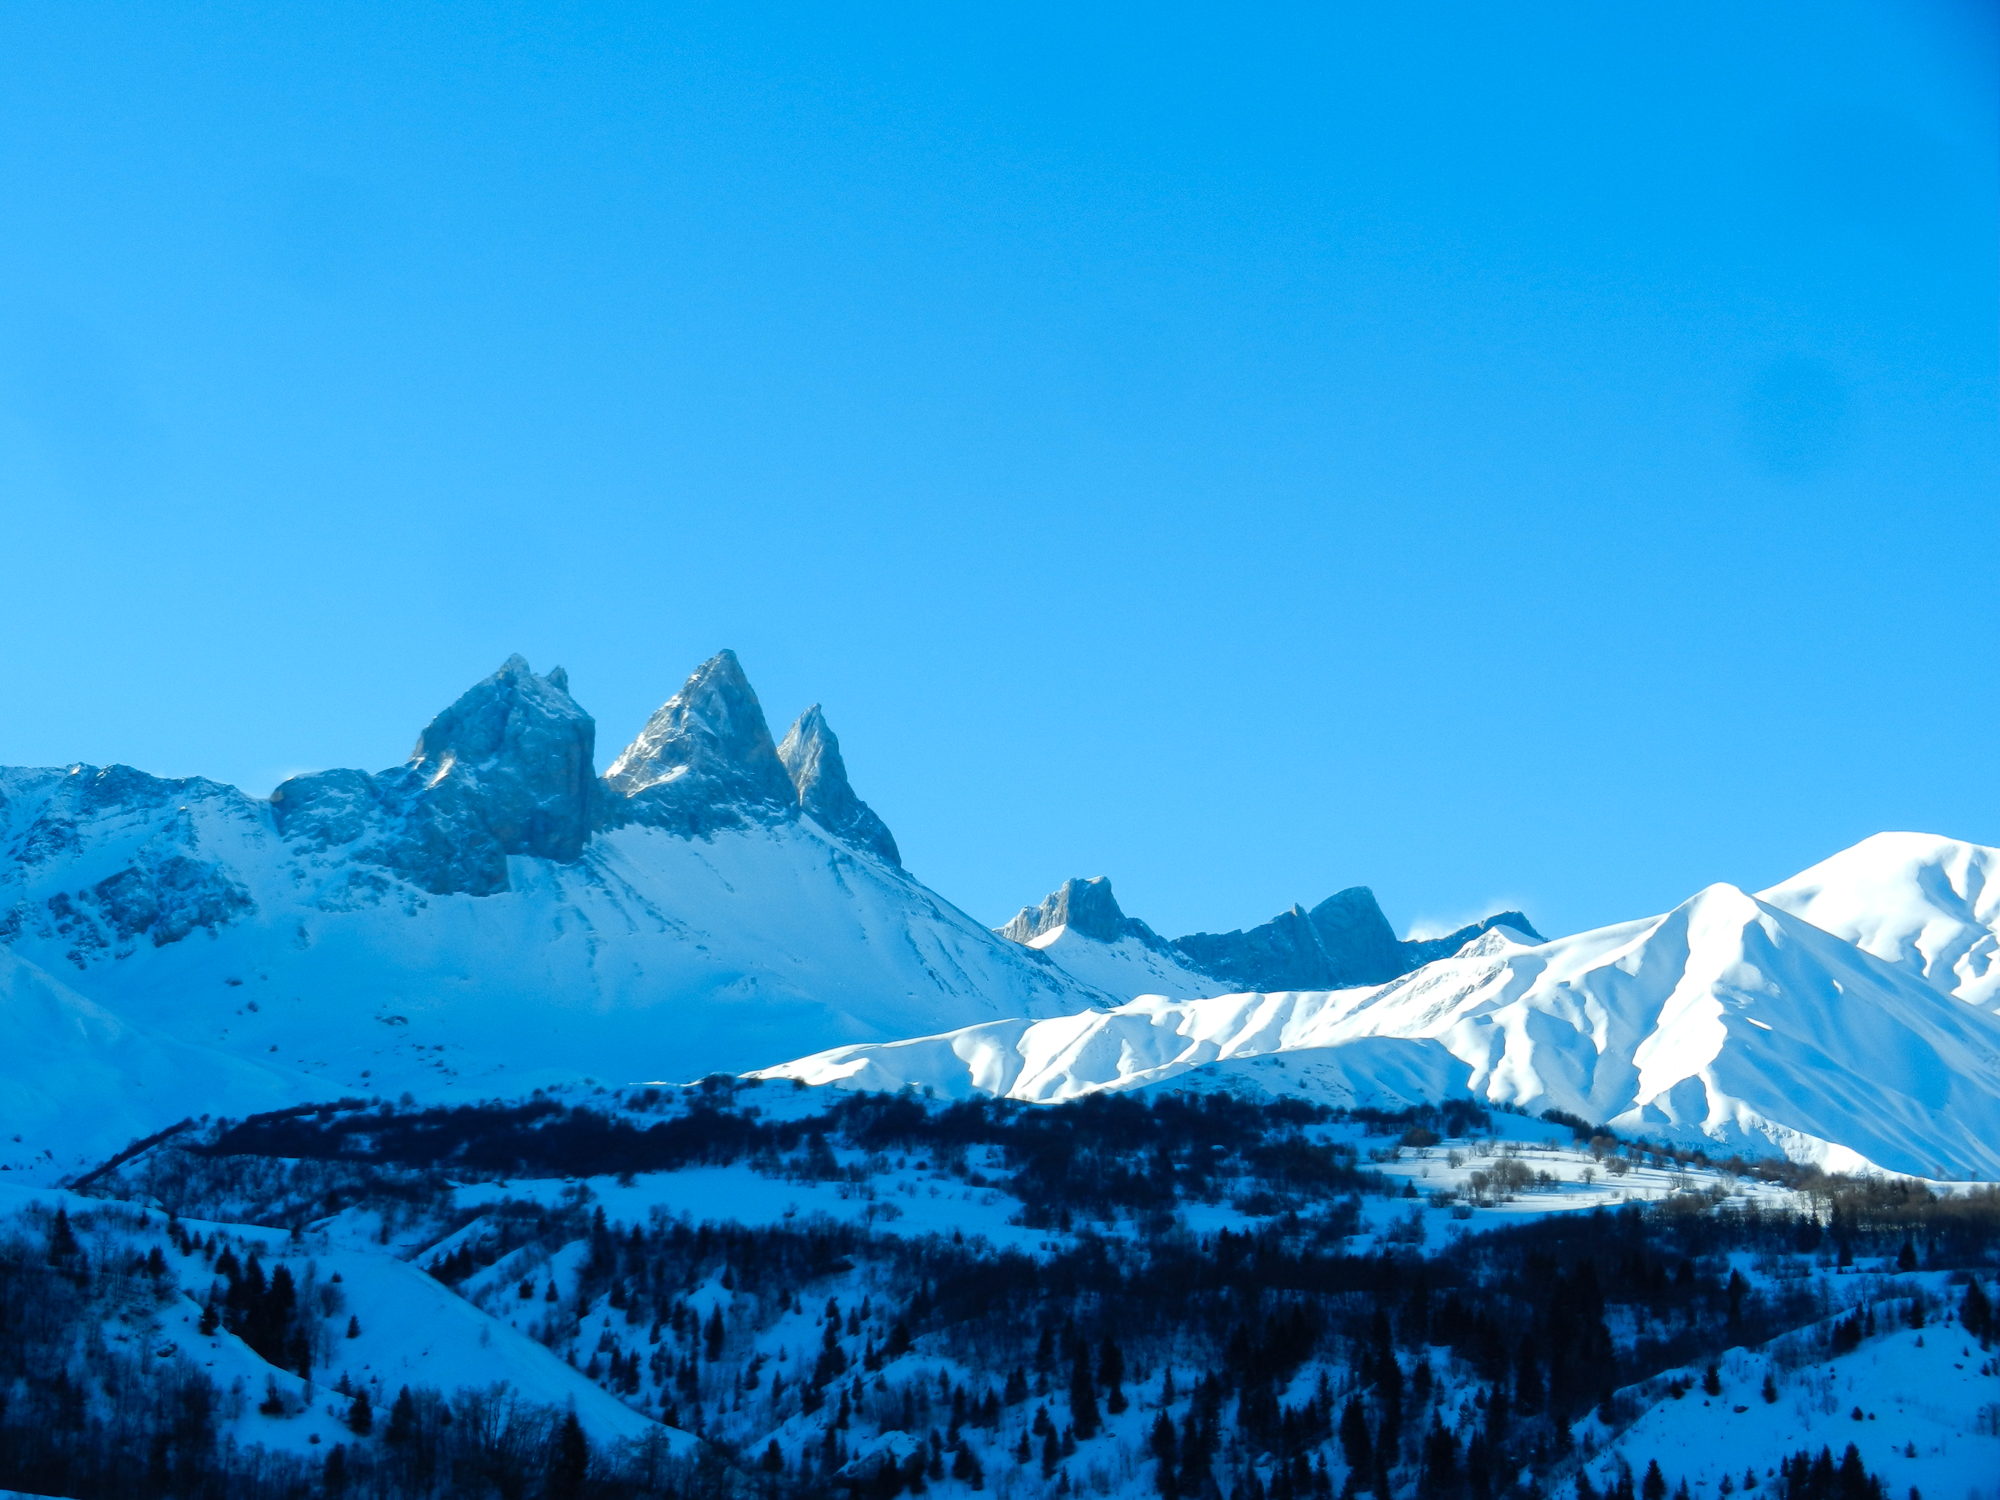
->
[1961,1277,1993,1340]
[347,1388,373,1436]
[1101,1337,1128,1414]
[47,1206,78,1264]
[1069,1344,1100,1439]
[385,1386,416,1446]
[1337,1397,1371,1475]
[550,1409,589,1500]
[1642,1460,1667,1500]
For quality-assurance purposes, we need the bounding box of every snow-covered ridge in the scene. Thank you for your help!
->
[1759,831,2000,1010]
[765,864,2000,1180]
[995,874,1542,997]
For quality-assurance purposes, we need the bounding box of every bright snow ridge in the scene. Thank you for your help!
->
[760,874,2000,1180]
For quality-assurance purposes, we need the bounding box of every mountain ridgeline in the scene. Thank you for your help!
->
[998,876,1542,993]
[271,651,901,898]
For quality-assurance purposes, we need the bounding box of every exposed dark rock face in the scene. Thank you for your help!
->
[998,876,1160,946]
[1307,887,1410,986]
[777,706,900,867]
[271,655,597,897]
[1001,873,1542,994]
[599,650,799,837]
[1172,904,1338,991]
[88,853,254,948]
[0,766,258,960]
[256,651,902,897]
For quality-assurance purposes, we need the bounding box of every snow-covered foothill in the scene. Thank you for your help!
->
[0,1182,682,1458]
[0,946,305,1181]
[1582,1286,2000,1497]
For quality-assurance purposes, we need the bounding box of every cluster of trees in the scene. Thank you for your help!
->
[128,1082,1413,1233]
[0,1201,731,1499]
[194,1237,321,1373]
[32,1085,2000,1500]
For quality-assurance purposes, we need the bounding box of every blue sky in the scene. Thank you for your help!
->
[1,2,1993,941]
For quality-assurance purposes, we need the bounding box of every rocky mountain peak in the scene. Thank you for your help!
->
[1305,887,1407,986]
[272,655,597,895]
[999,877,1155,946]
[599,650,799,836]
[411,655,589,770]
[777,706,901,867]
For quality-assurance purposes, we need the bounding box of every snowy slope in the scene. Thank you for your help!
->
[0,946,306,1181]
[762,887,2000,1178]
[1760,831,2000,1010]
[1012,926,1224,1002]
[0,1182,680,1455]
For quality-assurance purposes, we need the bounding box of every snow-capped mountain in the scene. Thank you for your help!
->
[996,874,1541,997]
[6,645,2000,1186]
[1758,831,1999,1010]
[767,850,2000,1179]
[0,652,1114,1134]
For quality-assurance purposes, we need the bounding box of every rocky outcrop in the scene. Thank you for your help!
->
[8,651,909,918]
[999,876,1159,946]
[1306,887,1411,986]
[272,655,597,897]
[1002,873,1542,994]
[1172,904,1338,991]
[777,706,900,866]
[0,766,258,960]
[270,650,904,894]
[600,651,800,838]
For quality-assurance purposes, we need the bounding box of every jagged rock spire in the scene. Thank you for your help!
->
[272,654,596,895]
[999,877,1149,946]
[777,706,901,866]
[600,650,799,835]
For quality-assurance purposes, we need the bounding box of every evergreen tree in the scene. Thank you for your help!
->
[1337,1397,1372,1475]
[385,1385,416,1447]
[1101,1337,1128,1414]
[46,1207,78,1264]
[1150,1411,1179,1498]
[1069,1343,1100,1439]
[550,1409,589,1500]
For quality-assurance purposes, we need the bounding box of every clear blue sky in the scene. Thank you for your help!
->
[2,3,1993,942]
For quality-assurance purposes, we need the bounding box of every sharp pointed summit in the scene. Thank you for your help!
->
[777,705,901,866]
[601,650,799,835]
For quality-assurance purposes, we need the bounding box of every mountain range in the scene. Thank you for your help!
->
[3,650,1998,1181]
